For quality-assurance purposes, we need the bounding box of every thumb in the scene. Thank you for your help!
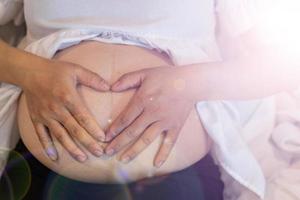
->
[111,70,146,92]
[76,67,110,91]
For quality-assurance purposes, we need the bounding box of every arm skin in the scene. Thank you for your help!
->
[181,30,300,102]
[0,40,35,85]
[0,39,111,162]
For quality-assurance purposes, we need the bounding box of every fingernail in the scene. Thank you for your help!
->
[155,160,164,168]
[121,156,131,164]
[106,148,115,156]
[76,155,87,162]
[46,147,58,161]
[94,149,103,157]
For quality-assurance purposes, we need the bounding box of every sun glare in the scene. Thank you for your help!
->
[257,0,300,53]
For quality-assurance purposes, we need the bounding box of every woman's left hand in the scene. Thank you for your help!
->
[104,66,195,168]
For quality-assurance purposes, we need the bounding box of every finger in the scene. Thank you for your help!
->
[48,120,87,162]
[111,70,146,92]
[106,95,144,141]
[62,111,104,157]
[120,122,163,163]
[66,94,106,142]
[105,113,155,156]
[154,129,180,168]
[34,122,58,161]
[76,66,110,91]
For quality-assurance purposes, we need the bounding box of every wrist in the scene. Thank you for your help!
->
[6,46,48,88]
[175,64,210,103]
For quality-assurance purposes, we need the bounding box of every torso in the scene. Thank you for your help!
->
[18,41,211,183]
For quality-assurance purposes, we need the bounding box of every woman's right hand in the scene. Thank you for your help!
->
[20,59,110,162]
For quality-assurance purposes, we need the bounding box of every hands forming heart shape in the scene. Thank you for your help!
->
[25,60,194,168]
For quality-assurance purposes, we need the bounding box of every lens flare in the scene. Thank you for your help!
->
[0,151,31,200]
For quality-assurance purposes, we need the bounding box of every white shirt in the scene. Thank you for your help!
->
[22,0,221,65]
[0,1,273,199]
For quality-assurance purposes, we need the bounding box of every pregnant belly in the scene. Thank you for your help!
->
[17,41,211,183]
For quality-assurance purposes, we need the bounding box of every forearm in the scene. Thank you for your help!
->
[184,53,300,101]
[0,40,45,86]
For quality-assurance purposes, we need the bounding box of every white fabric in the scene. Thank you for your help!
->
[1,1,292,200]
[197,90,300,200]
[0,0,23,25]
[22,0,221,65]
[0,83,21,175]
[197,100,268,198]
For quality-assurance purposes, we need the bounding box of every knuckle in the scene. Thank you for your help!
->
[70,126,83,138]
[62,95,73,106]
[88,127,99,136]
[141,136,151,145]
[38,133,49,143]
[38,136,48,145]
[125,129,136,139]
[128,149,137,157]
[90,126,100,135]
[60,115,71,125]
[119,116,128,126]
[69,147,80,155]
[87,142,99,151]
[31,116,39,123]
[39,111,49,120]
[55,132,65,143]
[48,103,60,113]
[59,92,73,105]
[80,121,99,136]
[77,114,91,127]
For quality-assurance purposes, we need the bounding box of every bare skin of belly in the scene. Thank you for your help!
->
[17,41,211,184]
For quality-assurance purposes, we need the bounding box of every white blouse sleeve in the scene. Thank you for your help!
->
[0,0,23,25]
[0,0,24,178]
[215,0,264,37]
